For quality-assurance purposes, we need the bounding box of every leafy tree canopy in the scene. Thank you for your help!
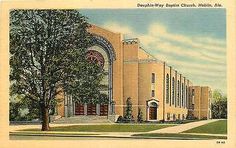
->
[211,89,227,119]
[213,89,227,102]
[10,10,105,130]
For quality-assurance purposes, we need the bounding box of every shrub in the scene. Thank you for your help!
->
[116,116,124,123]
[124,97,133,121]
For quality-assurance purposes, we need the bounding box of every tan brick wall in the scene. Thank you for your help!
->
[138,63,151,120]
[138,62,164,121]
[200,87,212,119]
[193,86,201,119]
[123,42,139,61]
[123,62,139,119]
[191,86,211,119]
[138,48,154,60]
[89,25,124,115]
[55,25,212,122]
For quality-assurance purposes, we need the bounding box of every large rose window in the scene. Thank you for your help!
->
[86,50,105,68]
[86,46,109,97]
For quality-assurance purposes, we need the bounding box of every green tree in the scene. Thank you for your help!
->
[213,89,224,102]
[124,97,133,121]
[9,94,26,121]
[212,90,227,119]
[68,62,107,104]
[10,96,40,121]
[10,10,96,131]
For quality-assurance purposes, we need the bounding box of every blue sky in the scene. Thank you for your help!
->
[80,9,226,94]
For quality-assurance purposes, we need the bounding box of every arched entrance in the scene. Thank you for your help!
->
[72,35,116,117]
[147,100,158,121]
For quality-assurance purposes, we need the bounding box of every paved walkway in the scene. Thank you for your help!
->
[148,119,220,133]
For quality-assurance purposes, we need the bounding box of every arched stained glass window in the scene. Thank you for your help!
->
[186,85,188,108]
[172,77,175,105]
[177,80,180,106]
[166,74,169,104]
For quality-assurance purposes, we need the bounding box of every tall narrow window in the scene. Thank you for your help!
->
[185,86,188,108]
[151,90,155,97]
[192,89,195,104]
[166,74,169,104]
[151,73,155,83]
[177,80,180,106]
[172,77,175,105]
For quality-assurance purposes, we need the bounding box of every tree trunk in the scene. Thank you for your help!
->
[41,106,50,131]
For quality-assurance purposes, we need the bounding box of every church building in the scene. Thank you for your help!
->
[55,25,212,122]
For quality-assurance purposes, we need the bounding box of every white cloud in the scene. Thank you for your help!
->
[140,23,226,63]
[102,21,134,36]
[102,21,226,93]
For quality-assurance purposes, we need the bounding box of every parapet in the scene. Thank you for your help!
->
[122,38,140,44]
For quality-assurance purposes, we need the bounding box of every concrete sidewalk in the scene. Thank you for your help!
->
[148,119,220,133]
[9,123,115,132]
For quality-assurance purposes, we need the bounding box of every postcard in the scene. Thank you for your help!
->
[0,0,235,148]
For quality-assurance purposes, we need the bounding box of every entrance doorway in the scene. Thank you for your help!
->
[100,104,108,116]
[148,101,158,120]
[75,102,84,115]
[87,104,97,115]
[149,106,157,120]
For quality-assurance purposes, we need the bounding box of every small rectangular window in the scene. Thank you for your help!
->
[151,90,155,97]
[151,73,155,83]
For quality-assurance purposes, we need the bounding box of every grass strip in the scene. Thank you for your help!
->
[183,120,227,134]
[19,124,175,132]
[10,132,99,136]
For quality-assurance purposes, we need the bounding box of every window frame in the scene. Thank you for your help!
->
[151,90,155,97]
[172,77,175,105]
[166,74,169,104]
[151,73,155,83]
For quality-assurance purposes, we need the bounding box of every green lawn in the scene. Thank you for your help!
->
[183,120,227,134]
[132,133,227,140]
[10,132,99,136]
[20,124,175,132]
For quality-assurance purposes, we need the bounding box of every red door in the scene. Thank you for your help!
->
[100,104,108,116]
[87,104,96,115]
[149,107,157,120]
[75,103,84,115]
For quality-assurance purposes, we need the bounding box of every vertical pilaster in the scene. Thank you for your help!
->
[84,104,87,115]
[170,66,172,106]
[163,62,166,121]
[97,104,100,115]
